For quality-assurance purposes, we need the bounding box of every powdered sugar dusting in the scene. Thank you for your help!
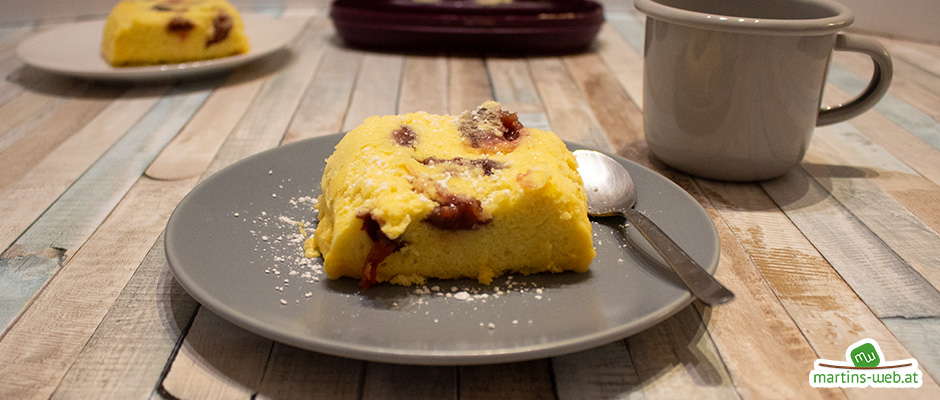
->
[237,170,324,306]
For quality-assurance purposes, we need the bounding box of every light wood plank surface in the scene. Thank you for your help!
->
[341,52,404,131]
[399,55,449,115]
[2,1,939,399]
[0,73,84,149]
[282,45,361,143]
[0,174,199,399]
[0,82,215,334]
[700,178,940,398]
[144,70,270,181]
[0,83,127,192]
[553,340,642,400]
[0,85,167,255]
[52,235,199,399]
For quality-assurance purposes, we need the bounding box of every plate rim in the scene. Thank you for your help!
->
[164,133,720,365]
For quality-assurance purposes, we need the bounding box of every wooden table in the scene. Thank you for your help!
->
[2,1,939,398]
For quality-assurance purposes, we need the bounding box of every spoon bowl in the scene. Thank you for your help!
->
[573,149,735,306]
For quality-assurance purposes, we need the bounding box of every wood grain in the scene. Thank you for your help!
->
[606,11,646,54]
[560,32,744,400]
[460,360,555,400]
[0,55,28,107]
[256,346,363,400]
[882,317,940,384]
[833,50,940,121]
[627,306,740,399]
[51,235,199,399]
[341,52,404,131]
[698,177,940,398]
[145,68,271,181]
[553,340,642,400]
[160,309,272,400]
[448,56,493,115]
[827,63,940,152]
[806,124,940,291]
[528,57,612,151]
[881,36,940,81]
[762,168,940,319]
[688,195,844,400]
[0,23,41,107]
[486,57,548,130]
[0,83,215,333]
[0,175,198,399]
[564,51,644,153]
[203,16,326,176]
[822,83,940,193]
[0,84,166,256]
[595,21,644,105]
[399,55,448,115]
[282,45,361,143]
[362,364,457,400]
[0,71,84,150]
[0,84,127,192]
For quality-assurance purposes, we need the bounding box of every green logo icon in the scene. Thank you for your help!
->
[850,342,881,368]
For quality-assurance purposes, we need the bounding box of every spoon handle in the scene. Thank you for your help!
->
[622,208,735,306]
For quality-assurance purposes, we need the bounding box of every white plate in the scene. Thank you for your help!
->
[16,13,304,82]
[164,134,722,365]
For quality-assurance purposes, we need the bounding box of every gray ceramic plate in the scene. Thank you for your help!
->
[165,133,720,365]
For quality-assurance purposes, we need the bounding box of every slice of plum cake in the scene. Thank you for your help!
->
[101,0,250,66]
[309,101,595,289]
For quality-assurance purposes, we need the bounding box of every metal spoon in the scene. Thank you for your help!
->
[573,149,735,306]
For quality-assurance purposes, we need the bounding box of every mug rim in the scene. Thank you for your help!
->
[635,0,854,36]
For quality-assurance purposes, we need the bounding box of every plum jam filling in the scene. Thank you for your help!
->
[458,105,525,152]
[425,192,490,230]
[421,157,505,176]
[358,213,403,290]
[167,17,195,40]
[499,111,524,141]
[207,10,233,46]
[392,125,417,147]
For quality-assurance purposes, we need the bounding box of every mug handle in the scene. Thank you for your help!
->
[817,33,893,126]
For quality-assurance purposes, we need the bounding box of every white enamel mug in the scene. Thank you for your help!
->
[635,0,893,181]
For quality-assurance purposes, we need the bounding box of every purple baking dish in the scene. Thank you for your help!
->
[330,0,605,54]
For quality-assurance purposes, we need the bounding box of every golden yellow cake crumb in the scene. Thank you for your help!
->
[312,101,595,288]
[102,0,250,66]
